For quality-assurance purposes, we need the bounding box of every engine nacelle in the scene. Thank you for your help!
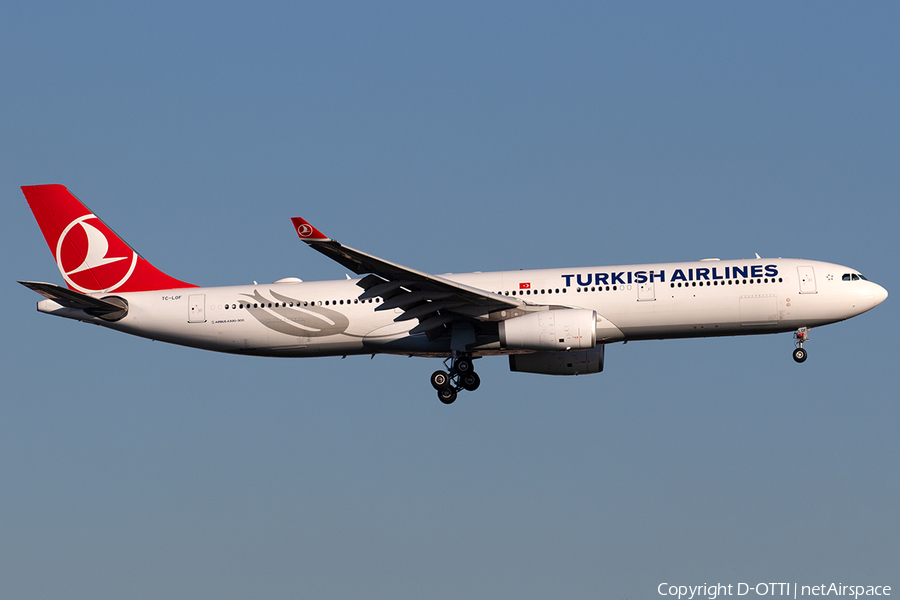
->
[509,346,605,376]
[499,309,597,351]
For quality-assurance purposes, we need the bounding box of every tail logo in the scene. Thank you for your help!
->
[297,223,314,238]
[57,214,138,293]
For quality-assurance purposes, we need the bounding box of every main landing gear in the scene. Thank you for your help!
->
[430,355,480,404]
[793,327,810,363]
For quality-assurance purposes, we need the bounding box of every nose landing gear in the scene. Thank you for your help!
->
[430,355,480,404]
[793,327,810,363]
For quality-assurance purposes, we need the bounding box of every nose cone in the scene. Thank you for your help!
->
[872,282,888,307]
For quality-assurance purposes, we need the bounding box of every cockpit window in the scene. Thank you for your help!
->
[843,274,851,281]
[843,273,866,281]
[858,274,868,281]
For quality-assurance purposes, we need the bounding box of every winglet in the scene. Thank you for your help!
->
[291,217,330,242]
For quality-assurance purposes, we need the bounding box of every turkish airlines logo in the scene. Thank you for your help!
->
[56,214,138,293]
[297,223,314,238]
[519,282,531,289]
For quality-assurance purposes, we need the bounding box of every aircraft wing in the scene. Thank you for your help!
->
[291,218,522,336]
[19,281,128,319]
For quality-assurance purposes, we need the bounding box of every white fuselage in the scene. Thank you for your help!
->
[37,258,886,358]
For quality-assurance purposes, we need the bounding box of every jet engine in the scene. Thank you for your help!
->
[498,308,598,352]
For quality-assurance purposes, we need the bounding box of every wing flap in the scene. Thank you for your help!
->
[376,290,456,311]
[409,314,457,335]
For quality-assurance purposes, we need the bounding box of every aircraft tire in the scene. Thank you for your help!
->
[792,347,808,363]
[438,387,458,404]
[455,358,473,374]
[431,370,451,390]
[460,372,481,392]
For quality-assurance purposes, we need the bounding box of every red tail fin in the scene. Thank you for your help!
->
[21,184,195,293]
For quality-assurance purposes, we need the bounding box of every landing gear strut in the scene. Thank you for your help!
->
[793,327,810,363]
[430,354,479,404]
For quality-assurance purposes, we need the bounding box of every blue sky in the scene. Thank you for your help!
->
[1,2,898,598]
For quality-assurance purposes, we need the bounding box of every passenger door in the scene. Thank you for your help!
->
[797,266,817,294]
[188,294,206,323]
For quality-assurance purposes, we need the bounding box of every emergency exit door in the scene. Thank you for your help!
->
[638,281,656,301]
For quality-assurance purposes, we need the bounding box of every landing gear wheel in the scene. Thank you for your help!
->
[454,358,473,374]
[432,356,478,402]
[438,387,458,404]
[430,370,451,390]
[460,372,481,392]
[793,347,808,363]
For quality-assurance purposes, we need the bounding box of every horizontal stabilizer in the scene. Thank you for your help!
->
[19,281,128,320]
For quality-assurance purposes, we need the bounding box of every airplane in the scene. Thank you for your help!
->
[19,184,888,404]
